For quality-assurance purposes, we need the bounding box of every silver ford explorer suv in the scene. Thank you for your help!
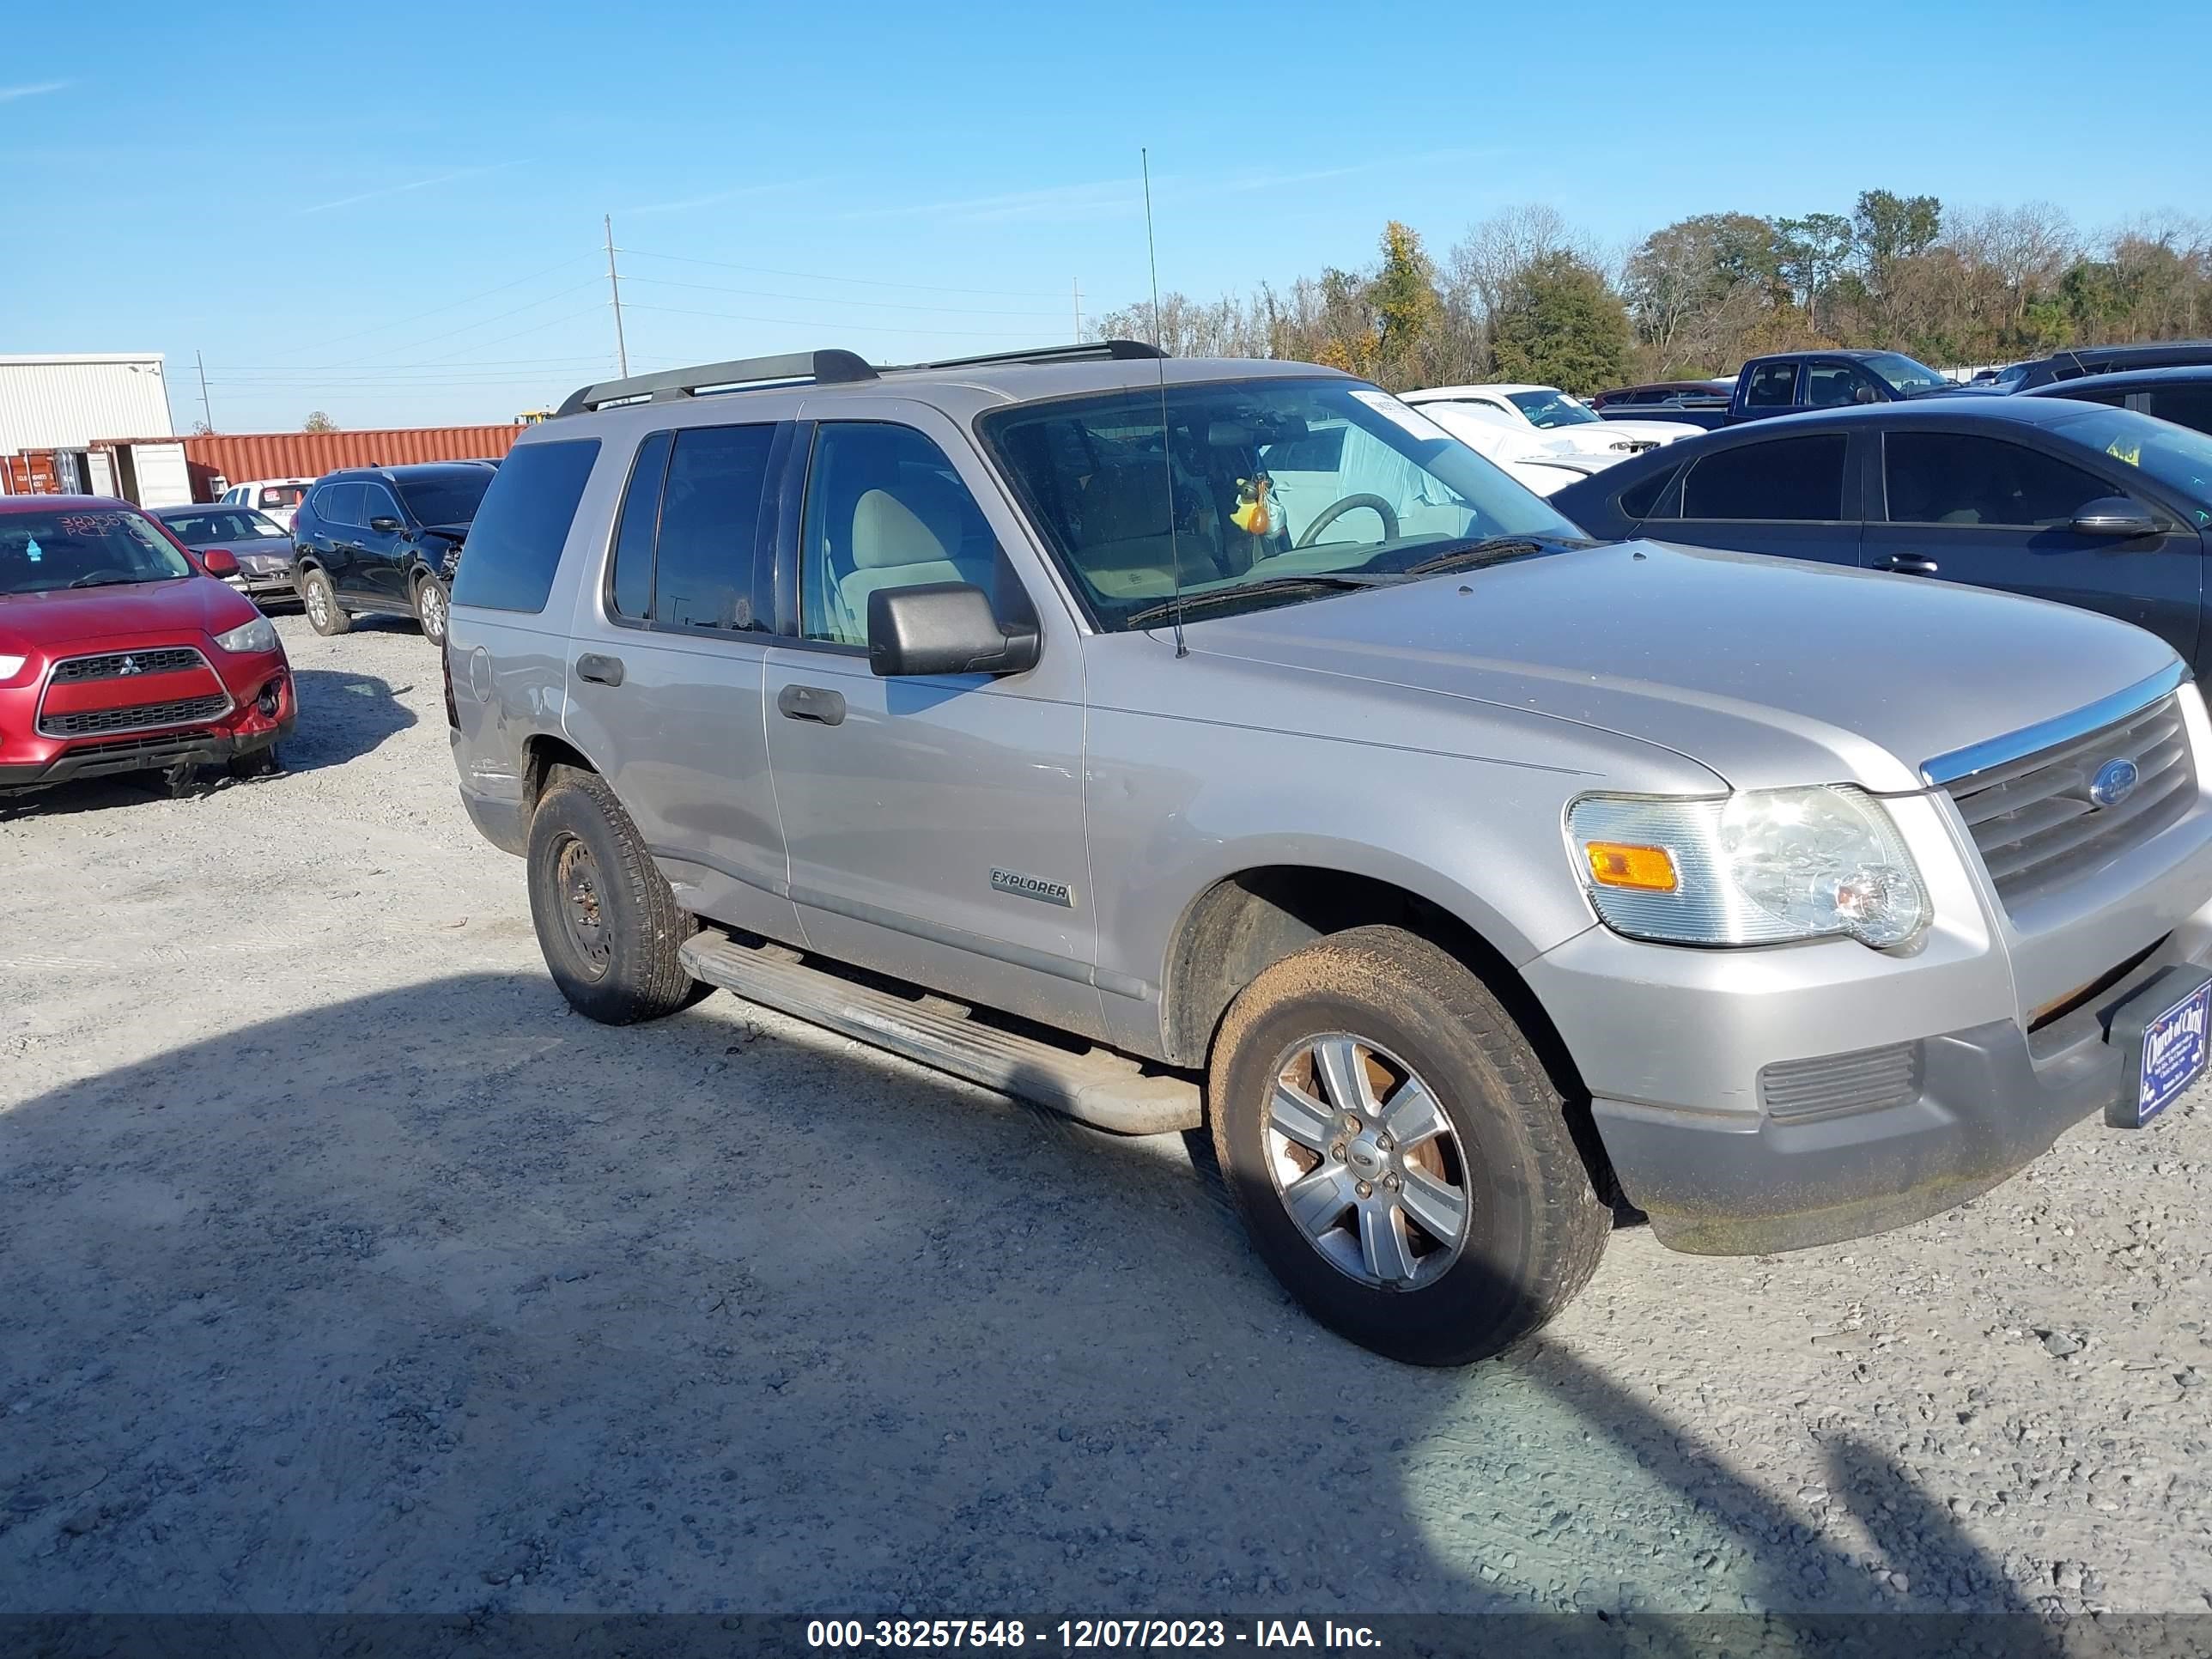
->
[444,343,2212,1366]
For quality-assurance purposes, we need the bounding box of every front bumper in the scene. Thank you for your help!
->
[222,568,299,599]
[1526,757,2212,1255]
[1,662,295,794]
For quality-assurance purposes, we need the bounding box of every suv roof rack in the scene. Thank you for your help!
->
[556,349,879,416]
[898,339,1166,372]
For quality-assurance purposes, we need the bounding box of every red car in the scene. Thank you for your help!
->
[0,495,295,795]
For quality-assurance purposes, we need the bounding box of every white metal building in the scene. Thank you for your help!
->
[0,353,176,495]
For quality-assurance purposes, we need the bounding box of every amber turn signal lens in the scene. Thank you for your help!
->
[1585,842,1679,892]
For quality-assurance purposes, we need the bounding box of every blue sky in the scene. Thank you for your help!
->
[7,0,2207,433]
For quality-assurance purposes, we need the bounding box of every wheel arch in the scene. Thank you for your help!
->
[520,732,602,818]
[1160,862,1615,1200]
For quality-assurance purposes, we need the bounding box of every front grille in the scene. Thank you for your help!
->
[1759,1042,1921,1123]
[49,647,207,683]
[1946,694,2196,912]
[39,693,231,739]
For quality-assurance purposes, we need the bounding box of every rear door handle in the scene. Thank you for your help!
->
[1874,554,1940,575]
[777,684,846,726]
[575,653,625,686]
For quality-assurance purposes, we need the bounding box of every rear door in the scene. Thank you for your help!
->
[1863,427,2203,666]
[1639,429,1863,565]
[307,481,368,597]
[557,420,802,946]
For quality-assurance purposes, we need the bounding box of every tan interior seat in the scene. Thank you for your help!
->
[834,484,975,641]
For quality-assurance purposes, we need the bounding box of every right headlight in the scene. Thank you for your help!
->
[1567,786,1930,949]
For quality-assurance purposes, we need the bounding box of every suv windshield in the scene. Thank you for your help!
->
[0,507,194,594]
[1505,389,1601,428]
[2046,405,2212,525]
[161,508,289,544]
[395,470,493,527]
[981,377,1586,630]
[1863,353,1952,396]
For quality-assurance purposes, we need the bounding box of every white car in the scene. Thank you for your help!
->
[215,477,315,532]
[1403,384,1703,462]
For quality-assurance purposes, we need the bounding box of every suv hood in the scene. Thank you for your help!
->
[0,574,258,652]
[1183,540,2182,793]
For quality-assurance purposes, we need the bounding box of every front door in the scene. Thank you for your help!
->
[759,410,1099,1033]
[356,480,413,612]
[1865,428,2204,669]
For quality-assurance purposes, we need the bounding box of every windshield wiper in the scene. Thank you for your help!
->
[1401,534,1597,576]
[67,574,150,589]
[1124,573,1405,629]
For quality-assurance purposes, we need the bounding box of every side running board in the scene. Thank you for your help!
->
[678,931,1202,1137]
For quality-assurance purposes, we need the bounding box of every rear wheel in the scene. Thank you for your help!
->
[526,767,707,1024]
[300,568,350,635]
[413,574,450,646]
[1208,925,1609,1366]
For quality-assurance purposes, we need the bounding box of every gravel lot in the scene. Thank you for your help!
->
[3,609,2210,1625]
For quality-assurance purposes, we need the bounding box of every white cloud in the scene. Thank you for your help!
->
[0,81,70,103]
[625,178,831,216]
[298,163,514,216]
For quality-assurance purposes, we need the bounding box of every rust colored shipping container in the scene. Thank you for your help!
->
[90,425,526,501]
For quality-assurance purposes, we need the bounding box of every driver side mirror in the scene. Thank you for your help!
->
[866,583,1040,678]
[369,515,404,533]
[198,548,240,578]
[2071,496,2159,538]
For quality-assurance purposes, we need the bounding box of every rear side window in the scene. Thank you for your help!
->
[1742,363,1799,408]
[2143,387,2212,436]
[1884,432,2113,528]
[1681,435,1848,520]
[637,424,775,631]
[1617,462,1682,522]
[314,481,364,526]
[449,438,600,614]
[608,431,672,620]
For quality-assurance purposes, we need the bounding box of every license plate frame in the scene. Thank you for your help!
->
[2109,964,2212,1128]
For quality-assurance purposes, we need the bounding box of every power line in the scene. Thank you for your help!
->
[618,272,1065,319]
[619,301,1049,340]
[618,246,1066,300]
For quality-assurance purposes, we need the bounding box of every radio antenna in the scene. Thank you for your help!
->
[1141,148,1188,659]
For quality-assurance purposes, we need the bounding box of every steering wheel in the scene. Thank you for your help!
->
[1293,494,1399,550]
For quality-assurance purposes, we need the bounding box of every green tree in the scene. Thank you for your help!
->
[1370,221,1444,386]
[1489,252,1632,392]
[1852,191,1942,276]
[1776,211,1853,334]
[303,410,338,433]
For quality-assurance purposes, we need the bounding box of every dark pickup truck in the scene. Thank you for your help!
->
[1599,349,1960,429]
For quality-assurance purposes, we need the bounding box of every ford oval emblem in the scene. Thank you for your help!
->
[2090,757,2140,810]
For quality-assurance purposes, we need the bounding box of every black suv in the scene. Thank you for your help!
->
[291,462,496,644]
[1984,340,2212,392]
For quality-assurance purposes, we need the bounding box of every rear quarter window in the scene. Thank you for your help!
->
[450,438,601,614]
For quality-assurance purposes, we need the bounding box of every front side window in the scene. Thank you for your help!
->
[981,377,1585,631]
[1505,389,1601,428]
[647,424,775,631]
[800,422,1003,647]
[0,507,194,595]
[1884,432,2118,528]
[2043,407,2212,526]
[1743,363,1799,408]
[1680,435,1848,520]
[361,483,404,527]
[1805,362,1873,408]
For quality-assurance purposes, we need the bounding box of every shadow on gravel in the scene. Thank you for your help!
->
[286,669,418,772]
[0,973,2058,1655]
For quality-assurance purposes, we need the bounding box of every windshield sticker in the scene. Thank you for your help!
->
[2108,437,2143,468]
[1349,390,1450,442]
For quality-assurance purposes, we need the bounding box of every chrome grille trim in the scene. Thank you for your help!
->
[38,692,234,739]
[1945,693,2197,911]
[1760,1042,1921,1123]
[1922,661,2188,787]
[47,646,210,684]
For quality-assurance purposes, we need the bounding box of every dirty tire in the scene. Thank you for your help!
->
[299,568,350,635]
[413,574,449,647]
[526,767,706,1024]
[1210,924,1608,1366]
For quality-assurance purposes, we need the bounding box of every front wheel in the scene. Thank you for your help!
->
[526,767,707,1024]
[299,568,350,636]
[1209,925,1609,1366]
[413,574,449,646]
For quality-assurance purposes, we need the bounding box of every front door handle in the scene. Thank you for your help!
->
[575,653,625,686]
[1874,554,1940,575]
[777,684,846,726]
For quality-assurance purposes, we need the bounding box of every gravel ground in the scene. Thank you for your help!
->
[3,608,2210,1625]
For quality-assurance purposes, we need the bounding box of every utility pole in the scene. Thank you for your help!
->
[604,214,629,377]
[195,350,214,432]
[1073,278,1083,343]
